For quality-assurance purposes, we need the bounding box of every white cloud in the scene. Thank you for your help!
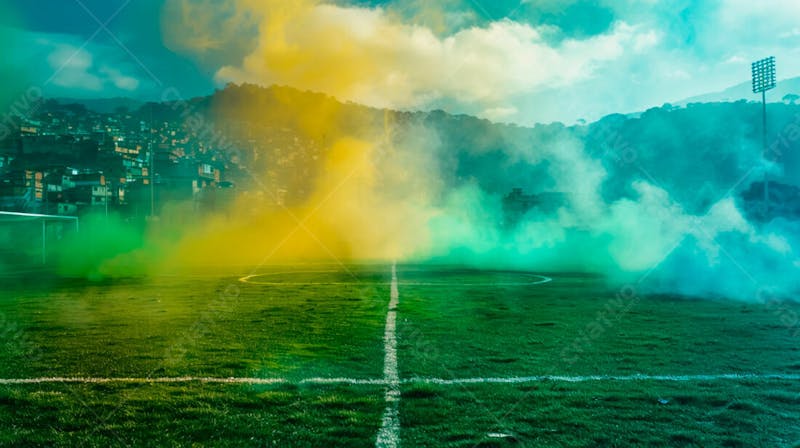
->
[780,28,800,39]
[169,0,800,124]
[212,2,654,114]
[482,106,518,121]
[46,43,142,93]
[632,29,660,52]
[99,66,140,91]
[724,55,746,65]
[47,44,103,91]
[10,29,146,96]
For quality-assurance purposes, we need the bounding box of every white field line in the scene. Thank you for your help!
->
[396,275,552,287]
[0,377,384,386]
[239,281,554,286]
[375,263,401,448]
[403,373,800,385]
[1,373,799,386]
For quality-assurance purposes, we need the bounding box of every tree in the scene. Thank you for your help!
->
[782,93,799,105]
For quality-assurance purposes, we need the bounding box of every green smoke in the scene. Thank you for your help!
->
[53,213,153,280]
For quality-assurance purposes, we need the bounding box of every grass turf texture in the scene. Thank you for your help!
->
[0,382,384,447]
[400,379,800,447]
[0,265,799,446]
[0,266,390,379]
[397,271,800,378]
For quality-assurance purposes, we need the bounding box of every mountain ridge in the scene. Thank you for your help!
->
[677,76,800,106]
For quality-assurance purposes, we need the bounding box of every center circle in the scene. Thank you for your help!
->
[239,268,552,286]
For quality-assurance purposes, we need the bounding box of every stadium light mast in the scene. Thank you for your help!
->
[148,141,155,219]
[751,56,777,212]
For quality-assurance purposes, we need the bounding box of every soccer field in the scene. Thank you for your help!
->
[0,265,799,447]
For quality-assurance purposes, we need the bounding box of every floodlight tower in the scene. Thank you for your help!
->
[751,56,777,211]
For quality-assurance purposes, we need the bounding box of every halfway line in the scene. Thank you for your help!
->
[375,262,401,448]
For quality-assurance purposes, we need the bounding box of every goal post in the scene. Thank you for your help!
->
[0,211,79,266]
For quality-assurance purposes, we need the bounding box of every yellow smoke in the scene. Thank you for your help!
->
[157,0,452,269]
[162,129,436,269]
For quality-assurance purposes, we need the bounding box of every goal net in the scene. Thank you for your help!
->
[0,212,79,268]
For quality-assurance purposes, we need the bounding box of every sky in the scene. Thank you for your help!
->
[3,0,800,124]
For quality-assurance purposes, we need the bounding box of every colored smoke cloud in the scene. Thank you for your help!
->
[4,1,799,306]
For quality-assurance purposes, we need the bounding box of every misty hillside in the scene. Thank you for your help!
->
[679,76,800,105]
[9,84,800,298]
[133,84,800,220]
[54,97,146,115]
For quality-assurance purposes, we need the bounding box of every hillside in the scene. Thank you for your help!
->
[130,84,800,220]
[54,97,145,115]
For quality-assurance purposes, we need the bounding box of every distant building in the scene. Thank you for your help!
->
[19,123,39,136]
[0,97,239,219]
[0,137,19,170]
[0,171,34,212]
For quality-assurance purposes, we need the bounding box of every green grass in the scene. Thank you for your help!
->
[397,270,800,378]
[0,382,384,447]
[0,265,799,446]
[0,266,390,379]
[400,379,800,447]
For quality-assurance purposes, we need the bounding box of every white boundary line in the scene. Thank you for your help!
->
[0,377,382,386]
[1,373,799,386]
[375,263,401,448]
[403,373,800,384]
